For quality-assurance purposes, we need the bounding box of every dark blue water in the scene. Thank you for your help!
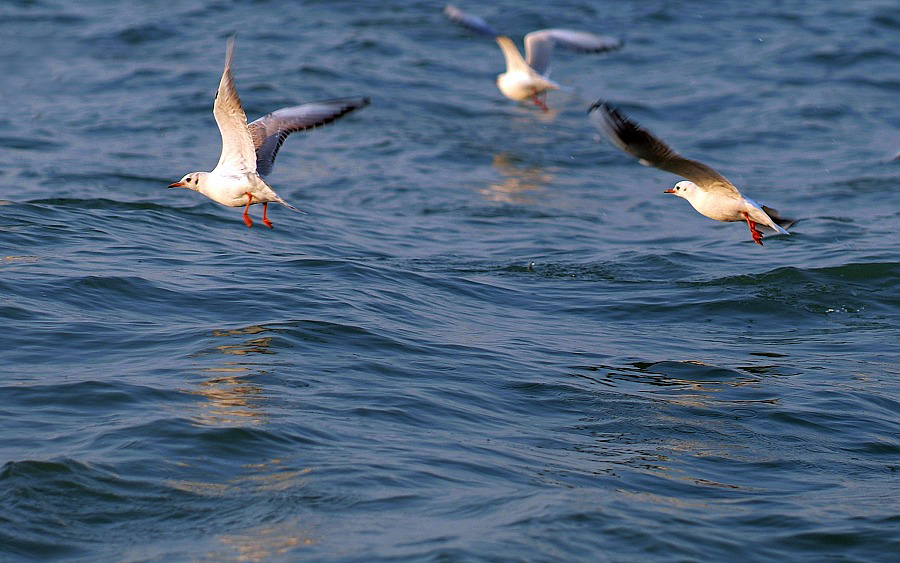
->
[2,1,899,561]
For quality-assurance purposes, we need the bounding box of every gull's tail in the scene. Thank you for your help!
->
[276,196,306,215]
[761,205,794,233]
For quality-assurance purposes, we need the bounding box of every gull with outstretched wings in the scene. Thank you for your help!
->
[169,37,369,228]
[589,100,793,245]
[444,4,621,111]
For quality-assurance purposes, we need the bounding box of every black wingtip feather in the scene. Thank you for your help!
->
[587,99,607,114]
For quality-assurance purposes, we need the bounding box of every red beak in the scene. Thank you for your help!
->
[663,188,675,194]
[168,181,184,188]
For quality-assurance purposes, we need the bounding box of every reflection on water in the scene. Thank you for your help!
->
[175,460,318,561]
[169,459,311,496]
[186,325,278,427]
[177,327,320,559]
[480,153,554,204]
[570,360,767,393]
[189,371,266,426]
[202,518,317,562]
[211,325,276,356]
[1,255,39,265]
[568,359,780,493]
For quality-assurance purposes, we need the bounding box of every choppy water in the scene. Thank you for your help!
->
[2,1,899,561]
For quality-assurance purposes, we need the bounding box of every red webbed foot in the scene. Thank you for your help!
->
[242,192,254,228]
[743,212,764,245]
[531,92,549,112]
[261,202,274,229]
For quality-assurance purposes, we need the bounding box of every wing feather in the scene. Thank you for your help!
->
[525,29,622,75]
[248,97,370,177]
[443,4,499,37]
[589,100,740,196]
[212,36,257,175]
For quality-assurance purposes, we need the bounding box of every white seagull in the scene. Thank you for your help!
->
[444,4,622,111]
[589,101,793,245]
[169,37,369,228]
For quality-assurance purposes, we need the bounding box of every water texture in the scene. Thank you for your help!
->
[1,1,898,561]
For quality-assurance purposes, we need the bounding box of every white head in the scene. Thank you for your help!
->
[168,172,209,192]
[664,180,698,200]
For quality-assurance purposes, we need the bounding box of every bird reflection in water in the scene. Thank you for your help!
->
[202,517,317,562]
[187,325,277,427]
[480,153,555,204]
[566,359,782,492]
[180,461,318,561]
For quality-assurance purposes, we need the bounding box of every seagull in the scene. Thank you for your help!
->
[589,101,793,245]
[444,4,622,111]
[169,37,369,228]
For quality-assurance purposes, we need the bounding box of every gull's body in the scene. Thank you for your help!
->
[444,5,622,111]
[494,35,562,109]
[589,101,793,245]
[169,37,369,228]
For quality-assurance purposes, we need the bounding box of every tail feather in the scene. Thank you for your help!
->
[277,197,306,215]
[761,205,795,231]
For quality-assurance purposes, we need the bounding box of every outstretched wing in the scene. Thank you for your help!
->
[525,29,622,75]
[443,4,499,37]
[248,97,370,177]
[495,36,533,74]
[213,36,257,175]
[589,100,740,196]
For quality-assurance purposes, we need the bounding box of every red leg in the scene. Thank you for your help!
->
[261,202,273,229]
[531,90,548,112]
[742,212,763,245]
[242,193,253,228]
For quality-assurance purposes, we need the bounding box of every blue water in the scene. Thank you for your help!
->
[2,1,899,561]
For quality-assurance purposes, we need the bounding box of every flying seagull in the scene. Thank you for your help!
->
[444,4,622,111]
[589,101,793,245]
[169,36,369,228]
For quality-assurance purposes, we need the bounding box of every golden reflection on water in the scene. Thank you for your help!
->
[173,459,318,562]
[1,255,39,265]
[202,518,317,562]
[186,324,278,427]
[480,153,554,204]
[168,460,312,496]
[189,371,266,426]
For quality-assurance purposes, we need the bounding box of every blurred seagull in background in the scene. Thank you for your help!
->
[589,101,793,245]
[444,4,622,111]
[169,36,369,228]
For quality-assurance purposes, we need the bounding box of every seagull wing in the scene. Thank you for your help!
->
[443,4,499,37]
[496,36,533,74]
[213,36,257,175]
[525,29,622,75]
[589,100,740,196]
[248,97,370,177]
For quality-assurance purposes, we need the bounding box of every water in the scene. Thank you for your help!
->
[1,1,899,561]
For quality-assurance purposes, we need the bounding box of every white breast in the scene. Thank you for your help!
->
[203,172,269,207]
[685,190,746,222]
[497,72,557,100]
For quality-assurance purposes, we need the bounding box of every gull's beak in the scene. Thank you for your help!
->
[168,181,184,188]
[663,188,676,194]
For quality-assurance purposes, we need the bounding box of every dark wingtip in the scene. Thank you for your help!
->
[587,99,607,114]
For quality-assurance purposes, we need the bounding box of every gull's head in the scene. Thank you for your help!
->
[168,172,208,192]
[664,180,697,199]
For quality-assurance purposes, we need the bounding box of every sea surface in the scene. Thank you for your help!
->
[1,1,899,561]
